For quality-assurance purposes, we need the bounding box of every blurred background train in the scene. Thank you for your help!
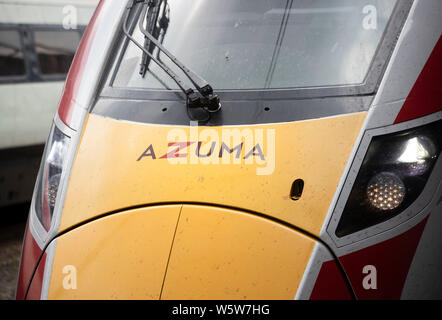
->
[0,0,98,208]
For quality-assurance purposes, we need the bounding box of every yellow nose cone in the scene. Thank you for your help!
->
[161,205,315,300]
[48,205,315,299]
[48,205,182,299]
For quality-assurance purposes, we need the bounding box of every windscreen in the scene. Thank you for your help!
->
[114,0,397,91]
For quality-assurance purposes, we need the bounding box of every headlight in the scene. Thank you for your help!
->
[366,172,405,211]
[34,123,70,231]
[335,119,441,238]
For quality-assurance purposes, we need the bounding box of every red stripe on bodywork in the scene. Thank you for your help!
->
[394,36,442,124]
[311,217,428,300]
[339,217,428,300]
[310,260,353,300]
[26,254,47,300]
[16,223,45,300]
[58,0,105,126]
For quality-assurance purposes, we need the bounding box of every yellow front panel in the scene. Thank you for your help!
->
[60,112,366,236]
[48,204,315,299]
[162,205,315,299]
[48,205,181,299]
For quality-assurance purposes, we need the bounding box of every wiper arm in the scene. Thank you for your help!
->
[123,0,221,113]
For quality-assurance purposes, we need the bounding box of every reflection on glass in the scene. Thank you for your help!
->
[0,30,26,77]
[34,30,80,75]
[115,0,397,90]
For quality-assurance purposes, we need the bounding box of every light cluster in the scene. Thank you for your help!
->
[367,172,405,211]
[47,173,62,211]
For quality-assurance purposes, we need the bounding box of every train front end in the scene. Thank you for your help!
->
[17,0,442,300]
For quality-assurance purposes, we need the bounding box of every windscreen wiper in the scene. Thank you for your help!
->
[138,0,164,77]
[123,0,221,113]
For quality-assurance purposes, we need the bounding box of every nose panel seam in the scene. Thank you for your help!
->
[159,204,183,300]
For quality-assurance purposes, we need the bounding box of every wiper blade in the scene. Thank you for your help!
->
[123,0,221,113]
[138,1,215,100]
[138,0,163,77]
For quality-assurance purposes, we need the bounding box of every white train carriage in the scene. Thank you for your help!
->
[0,0,98,207]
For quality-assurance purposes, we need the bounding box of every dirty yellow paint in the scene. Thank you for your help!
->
[59,112,366,236]
[162,205,315,300]
[48,204,315,299]
[48,205,181,299]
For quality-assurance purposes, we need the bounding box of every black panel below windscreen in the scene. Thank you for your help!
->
[92,94,372,126]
